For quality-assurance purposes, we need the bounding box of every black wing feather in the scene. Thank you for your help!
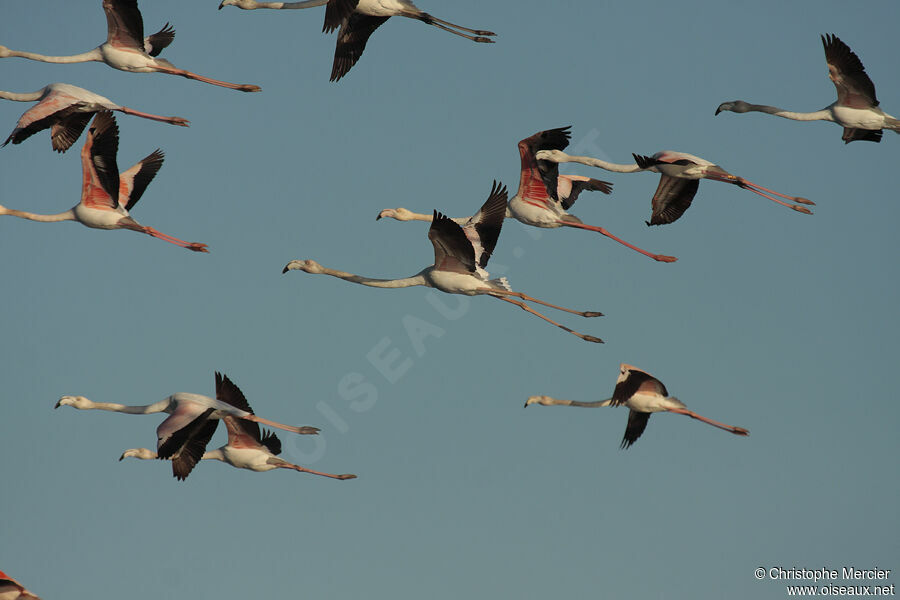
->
[841,127,882,144]
[529,126,571,202]
[560,177,613,211]
[611,370,666,406]
[88,112,121,205]
[620,410,650,449]
[146,23,175,57]
[125,149,164,211]
[171,418,219,481]
[260,430,282,456]
[215,371,261,442]
[323,0,359,33]
[646,177,698,226]
[822,33,878,107]
[428,211,477,273]
[468,181,508,268]
[330,13,389,81]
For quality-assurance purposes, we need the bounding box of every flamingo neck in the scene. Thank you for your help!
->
[0,206,75,223]
[81,399,171,414]
[318,266,428,288]
[533,396,614,407]
[0,47,102,64]
[263,0,329,7]
[557,152,642,173]
[201,448,226,462]
[735,103,834,122]
[0,88,45,101]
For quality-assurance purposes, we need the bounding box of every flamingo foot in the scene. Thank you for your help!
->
[582,334,604,343]
[187,243,210,252]
[791,205,813,215]
[582,311,604,318]
[793,197,815,205]
[298,426,321,435]
[336,474,357,480]
[732,427,750,436]
[654,255,678,263]
[237,84,262,92]
[473,36,494,43]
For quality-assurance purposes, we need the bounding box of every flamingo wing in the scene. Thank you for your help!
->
[323,0,360,33]
[428,211,477,273]
[646,175,698,226]
[0,571,41,600]
[50,112,94,153]
[620,410,650,449]
[612,370,667,407]
[165,413,219,481]
[215,371,262,443]
[557,175,613,210]
[517,126,571,204]
[330,13,390,82]
[822,34,878,109]
[79,112,121,210]
[3,93,93,152]
[842,127,882,144]
[144,23,175,56]
[103,0,146,51]
[260,429,282,455]
[120,149,164,210]
[463,181,507,268]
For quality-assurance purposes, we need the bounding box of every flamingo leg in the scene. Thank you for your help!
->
[417,12,496,36]
[666,407,749,436]
[559,221,678,263]
[281,463,357,480]
[490,295,603,343]
[117,106,189,127]
[706,174,814,213]
[245,414,319,435]
[141,226,209,252]
[155,65,261,93]
[406,13,495,42]
[491,289,602,317]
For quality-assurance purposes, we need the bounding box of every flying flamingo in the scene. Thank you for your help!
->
[535,149,813,226]
[0,112,208,252]
[377,127,677,262]
[285,181,604,343]
[0,571,41,600]
[525,363,749,449]
[1,82,189,152]
[0,0,260,92]
[56,372,318,470]
[716,34,899,144]
[120,372,356,481]
[219,0,496,82]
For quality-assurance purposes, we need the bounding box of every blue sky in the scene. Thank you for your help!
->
[1,1,898,598]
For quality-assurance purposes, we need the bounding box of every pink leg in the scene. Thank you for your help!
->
[491,295,603,343]
[707,174,814,213]
[560,221,678,263]
[246,414,319,436]
[159,66,261,93]
[142,227,209,252]
[419,12,496,35]
[667,407,749,436]
[117,106,190,127]
[491,289,602,317]
[282,463,357,480]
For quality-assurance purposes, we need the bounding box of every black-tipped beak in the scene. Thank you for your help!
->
[218,2,224,9]
[282,266,289,274]
[714,107,722,115]
[375,214,382,221]
[523,401,528,408]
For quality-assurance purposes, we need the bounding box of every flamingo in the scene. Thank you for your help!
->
[0,112,208,252]
[525,363,749,449]
[377,127,677,262]
[57,372,319,474]
[120,372,356,481]
[0,571,41,600]
[1,82,189,152]
[716,34,899,144]
[219,0,496,82]
[285,181,604,343]
[535,149,813,226]
[0,0,260,92]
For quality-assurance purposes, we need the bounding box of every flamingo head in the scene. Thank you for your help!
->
[534,149,566,163]
[119,448,156,461]
[218,0,255,9]
[55,395,92,409]
[376,208,416,222]
[715,100,749,115]
[282,259,324,274]
[524,395,554,407]
[0,46,10,58]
